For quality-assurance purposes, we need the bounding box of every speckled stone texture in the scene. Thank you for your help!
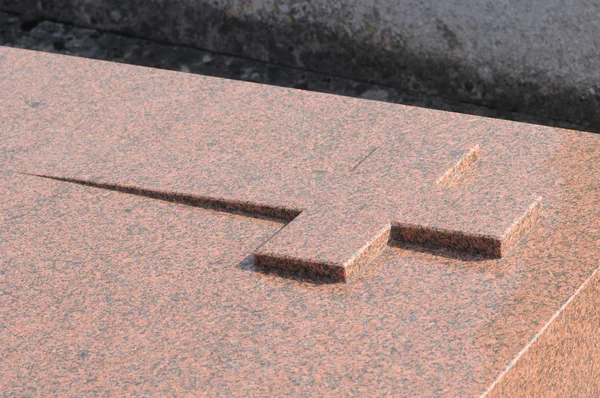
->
[1,46,600,396]
[255,143,542,281]
[486,269,600,397]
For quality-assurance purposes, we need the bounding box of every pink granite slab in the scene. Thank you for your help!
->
[486,268,600,397]
[1,46,600,396]
[0,47,553,280]
[255,142,542,281]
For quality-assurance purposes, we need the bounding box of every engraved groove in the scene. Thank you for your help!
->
[24,172,542,282]
[22,173,300,222]
[436,144,481,185]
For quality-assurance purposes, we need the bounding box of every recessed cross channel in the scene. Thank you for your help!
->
[28,143,541,283]
[254,143,542,281]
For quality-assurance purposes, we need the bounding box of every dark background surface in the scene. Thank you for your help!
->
[0,11,592,133]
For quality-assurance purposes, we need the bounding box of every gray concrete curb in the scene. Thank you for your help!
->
[2,0,599,130]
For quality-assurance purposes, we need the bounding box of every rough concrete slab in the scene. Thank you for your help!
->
[1,1,599,129]
[0,0,38,13]
[0,11,592,133]
[2,47,600,395]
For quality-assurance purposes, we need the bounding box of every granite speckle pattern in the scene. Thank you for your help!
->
[486,268,600,397]
[435,144,481,186]
[255,141,543,281]
[2,47,600,396]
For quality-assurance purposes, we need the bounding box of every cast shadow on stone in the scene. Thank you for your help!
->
[236,239,490,285]
[387,240,491,262]
[236,255,342,285]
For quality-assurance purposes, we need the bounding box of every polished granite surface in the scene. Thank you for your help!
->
[1,46,599,396]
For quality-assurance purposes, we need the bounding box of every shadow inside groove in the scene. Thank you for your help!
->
[20,172,297,223]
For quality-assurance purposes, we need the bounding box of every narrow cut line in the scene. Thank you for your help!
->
[480,265,600,397]
[350,146,379,171]
[499,196,543,256]
[253,221,294,252]
[19,172,299,223]
[341,224,392,281]
[436,144,481,185]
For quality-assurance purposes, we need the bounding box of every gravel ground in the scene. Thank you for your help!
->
[0,11,591,133]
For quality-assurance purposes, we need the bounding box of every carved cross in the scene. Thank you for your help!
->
[30,141,541,283]
[254,142,541,281]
